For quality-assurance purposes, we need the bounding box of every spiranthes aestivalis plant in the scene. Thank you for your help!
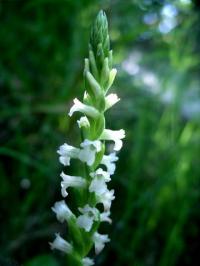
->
[50,10,125,266]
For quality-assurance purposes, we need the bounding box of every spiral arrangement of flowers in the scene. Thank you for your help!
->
[50,10,125,266]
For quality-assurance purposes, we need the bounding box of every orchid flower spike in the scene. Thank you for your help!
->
[51,10,125,266]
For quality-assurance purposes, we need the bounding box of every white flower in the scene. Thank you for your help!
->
[50,233,72,254]
[89,168,111,196]
[82,257,94,266]
[100,210,112,224]
[77,116,90,128]
[105,93,120,110]
[52,200,74,223]
[79,139,102,166]
[76,204,99,232]
[92,232,110,254]
[89,177,107,196]
[57,140,101,167]
[101,153,118,175]
[60,172,86,197]
[97,189,115,211]
[68,98,100,118]
[90,168,111,182]
[100,129,125,151]
[57,143,80,166]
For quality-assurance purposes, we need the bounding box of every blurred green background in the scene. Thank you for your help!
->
[1,0,200,265]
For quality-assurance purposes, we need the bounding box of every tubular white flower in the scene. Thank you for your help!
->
[97,189,115,211]
[92,232,110,254]
[89,168,111,196]
[100,210,112,224]
[90,168,111,182]
[50,233,73,254]
[76,204,99,232]
[52,200,75,223]
[77,116,90,128]
[79,139,102,166]
[100,129,125,151]
[89,177,107,196]
[101,153,118,175]
[105,93,120,110]
[82,257,94,266]
[68,98,100,118]
[57,143,80,166]
[60,172,86,197]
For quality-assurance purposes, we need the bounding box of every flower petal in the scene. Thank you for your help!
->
[50,233,73,254]
[52,200,75,223]
[92,232,110,254]
[77,116,90,128]
[57,143,80,166]
[101,153,118,175]
[105,93,120,110]
[97,188,115,211]
[79,139,101,166]
[100,211,112,224]
[100,129,125,151]
[77,204,99,232]
[82,257,94,266]
[60,172,86,197]
[69,98,100,118]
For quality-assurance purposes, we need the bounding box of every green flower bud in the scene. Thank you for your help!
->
[100,57,110,88]
[90,10,110,59]
[85,71,102,99]
[89,49,99,79]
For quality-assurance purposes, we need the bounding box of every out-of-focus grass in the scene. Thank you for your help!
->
[1,0,200,265]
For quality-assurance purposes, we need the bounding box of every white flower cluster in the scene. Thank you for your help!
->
[50,10,125,266]
[50,111,125,263]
